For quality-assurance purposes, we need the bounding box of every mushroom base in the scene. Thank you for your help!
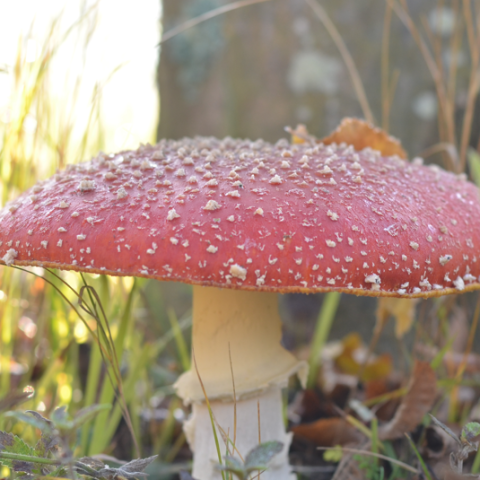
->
[184,385,296,480]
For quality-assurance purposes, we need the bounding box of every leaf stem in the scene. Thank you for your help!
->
[0,451,60,466]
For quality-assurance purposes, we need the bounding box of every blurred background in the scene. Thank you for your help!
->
[159,1,476,157]
[1,1,480,479]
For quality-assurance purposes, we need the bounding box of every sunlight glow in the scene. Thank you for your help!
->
[59,384,72,403]
[122,276,135,290]
[57,372,73,404]
[0,0,161,154]
[74,320,89,343]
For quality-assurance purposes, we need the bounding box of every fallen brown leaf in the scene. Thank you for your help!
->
[364,378,401,422]
[288,389,336,423]
[379,361,437,440]
[291,417,363,447]
[321,117,407,158]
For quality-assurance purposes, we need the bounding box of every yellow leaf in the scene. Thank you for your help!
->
[377,297,418,339]
[335,333,392,381]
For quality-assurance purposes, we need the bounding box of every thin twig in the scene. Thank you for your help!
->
[388,69,400,121]
[256,400,261,480]
[446,0,463,128]
[419,142,458,171]
[228,343,237,448]
[304,0,374,124]
[216,421,245,462]
[12,266,100,346]
[393,0,455,149]
[426,2,446,93]
[421,14,449,153]
[192,348,226,480]
[381,0,394,131]
[459,0,480,171]
[159,0,274,45]
[257,401,261,445]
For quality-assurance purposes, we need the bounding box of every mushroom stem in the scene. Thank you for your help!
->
[175,286,306,479]
[184,386,296,479]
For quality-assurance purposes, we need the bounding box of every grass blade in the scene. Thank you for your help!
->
[405,434,432,480]
[307,292,340,388]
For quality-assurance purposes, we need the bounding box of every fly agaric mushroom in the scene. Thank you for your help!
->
[2,119,480,479]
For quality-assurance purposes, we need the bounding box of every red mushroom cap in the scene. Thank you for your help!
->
[1,125,480,297]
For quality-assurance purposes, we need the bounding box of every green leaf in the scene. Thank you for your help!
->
[35,432,59,458]
[5,410,53,434]
[5,411,59,458]
[216,455,246,479]
[0,432,40,474]
[76,456,106,470]
[244,441,283,473]
[462,422,480,443]
[80,455,158,479]
[0,431,15,450]
[0,432,36,458]
[74,459,104,479]
[50,406,70,429]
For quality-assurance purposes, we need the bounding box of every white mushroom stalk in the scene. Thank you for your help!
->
[175,286,307,480]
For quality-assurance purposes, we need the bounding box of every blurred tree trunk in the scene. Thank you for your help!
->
[157,0,309,142]
[157,0,449,156]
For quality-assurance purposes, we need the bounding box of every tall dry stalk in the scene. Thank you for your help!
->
[393,0,480,173]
